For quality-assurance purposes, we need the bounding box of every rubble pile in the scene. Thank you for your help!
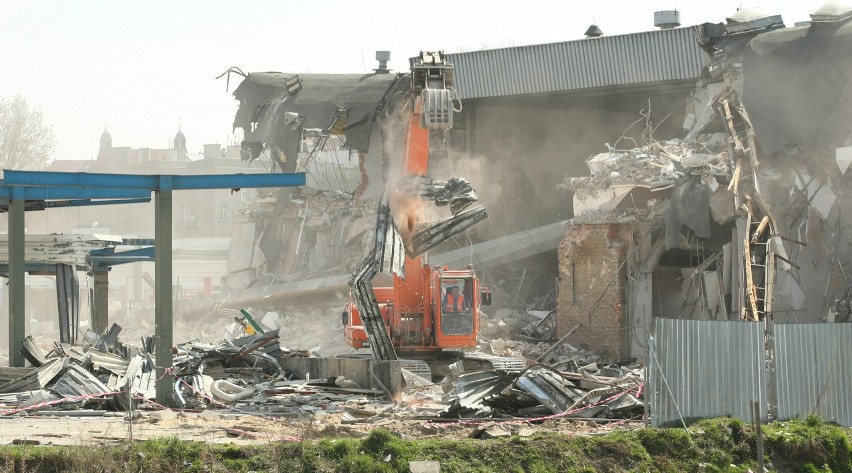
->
[570,132,730,191]
[0,322,368,414]
[443,361,643,421]
[0,311,645,440]
[110,302,355,360]
[227,188,379,291]
[563,132,733,223]
[480,308,556,342]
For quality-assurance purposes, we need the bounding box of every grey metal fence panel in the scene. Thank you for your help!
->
[648,318,767,427]
[774,323,852,426]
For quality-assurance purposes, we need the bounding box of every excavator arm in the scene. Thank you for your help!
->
[349,52,486,361]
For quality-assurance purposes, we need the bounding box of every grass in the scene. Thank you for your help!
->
[0,416,849,472]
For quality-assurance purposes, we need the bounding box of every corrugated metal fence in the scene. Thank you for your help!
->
[648,319,766,427]
[775,323,852,426]
[649,318,852,427]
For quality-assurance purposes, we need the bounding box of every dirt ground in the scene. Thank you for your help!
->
[0,408,643,446]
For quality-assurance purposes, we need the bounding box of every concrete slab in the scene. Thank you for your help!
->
[277,357,402,400]
[409,461,441,473]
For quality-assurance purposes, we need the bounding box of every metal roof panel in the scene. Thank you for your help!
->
[447,27,708,99]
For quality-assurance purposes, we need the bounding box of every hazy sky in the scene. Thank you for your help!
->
[1,1,818,162]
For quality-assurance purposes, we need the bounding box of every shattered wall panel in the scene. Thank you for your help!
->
[742,22,852,156]
[665,179,712,249]
[648,318,767,427]
[628,271,653,360]
[775,323,852,427]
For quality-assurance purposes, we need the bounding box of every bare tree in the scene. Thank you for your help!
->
[0,95,56,170]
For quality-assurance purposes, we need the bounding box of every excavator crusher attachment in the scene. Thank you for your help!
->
[391,176,488,257]
[421,88,454,130]
[412,51,458,131]
[407,204,487,256]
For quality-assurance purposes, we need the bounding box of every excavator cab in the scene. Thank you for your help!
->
[438,277,475,336]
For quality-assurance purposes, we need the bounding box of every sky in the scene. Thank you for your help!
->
[0,0,819,162]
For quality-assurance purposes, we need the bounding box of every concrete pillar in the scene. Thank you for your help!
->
[92,270,109,334]
[133,260,143,303]
[8,191,25,367]
[154,180,173,404]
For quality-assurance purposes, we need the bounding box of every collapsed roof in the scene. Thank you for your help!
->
[232,72,406,159]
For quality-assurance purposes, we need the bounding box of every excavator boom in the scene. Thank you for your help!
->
[347,52,487,363]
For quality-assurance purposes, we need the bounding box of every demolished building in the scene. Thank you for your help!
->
[222,71,407,294]
[559,4,852,360]
[213,24,711,326]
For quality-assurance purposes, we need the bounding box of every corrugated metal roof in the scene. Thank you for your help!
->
[774,323,852,426]
[648,318,767,427]
[446,26,708,100]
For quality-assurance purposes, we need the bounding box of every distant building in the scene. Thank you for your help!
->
[34,128,268,240]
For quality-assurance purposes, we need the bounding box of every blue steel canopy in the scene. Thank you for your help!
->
[3,169,306,407]
[2,170,306,190]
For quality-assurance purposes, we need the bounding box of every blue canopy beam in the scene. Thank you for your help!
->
[3,170,306,190]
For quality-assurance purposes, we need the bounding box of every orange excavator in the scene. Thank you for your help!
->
[342,52,523,376]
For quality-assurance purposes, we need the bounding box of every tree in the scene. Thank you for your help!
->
[0,95,56,170]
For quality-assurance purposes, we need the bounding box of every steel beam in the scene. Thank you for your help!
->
[89,247,155,272]
[3,170,306,190]
[45,197,152,208]
[7,190,25,367]
[91,270,109,334]
[56,263,80,344]
[154,182,173,405]
[0,263,74,275]
[0,187,151,200]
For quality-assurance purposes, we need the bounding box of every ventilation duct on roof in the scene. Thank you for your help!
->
[584,24,603,38]
[374,51,391,74]
[654,10,681,29]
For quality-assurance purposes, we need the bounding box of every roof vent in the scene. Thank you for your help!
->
[726,7,771,23]
[810,0,852,23]
[374,51,391,74]
[654,10,681,29]
[584,24,603,38]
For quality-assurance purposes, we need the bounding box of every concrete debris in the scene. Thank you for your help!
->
[1,306,640,442]
[564,132,730,219]
[480,307,557,344]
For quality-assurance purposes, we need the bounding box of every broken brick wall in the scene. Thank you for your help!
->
[557,222,640,360]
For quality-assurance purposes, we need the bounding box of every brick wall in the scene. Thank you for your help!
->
[557,222,636,360]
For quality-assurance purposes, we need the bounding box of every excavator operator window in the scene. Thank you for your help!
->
[440,278,474,335]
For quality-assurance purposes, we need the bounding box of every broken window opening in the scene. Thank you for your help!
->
[297,129,358,194]
[657,248,714,268]
[571,262,577,303]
